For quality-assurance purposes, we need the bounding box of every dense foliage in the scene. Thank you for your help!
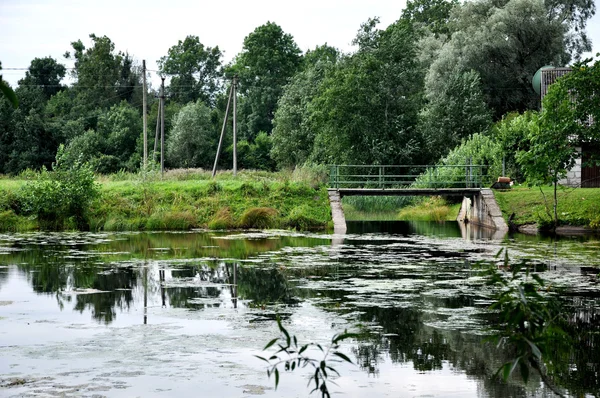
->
[0,0,596,177]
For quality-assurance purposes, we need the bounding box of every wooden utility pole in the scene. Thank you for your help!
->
[212,83,233,178]
[160,77,165,176]
[142,60,148,169]
[233,75,237,176]
[153,100,160,162]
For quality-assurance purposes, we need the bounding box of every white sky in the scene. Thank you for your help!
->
[1,0,599,89]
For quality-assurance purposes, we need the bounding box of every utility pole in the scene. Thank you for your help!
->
[142,60,148,169]
[153,100,160,163]
[233,75,238,176]
[212,83,233,178]
[160,77,165,176]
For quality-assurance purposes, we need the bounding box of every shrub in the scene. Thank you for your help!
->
[208,207,236,230]
[146,211,197,230]
[0,210,28,232]
[20,145,100,230]
[239,207,278,229]
[285,204,324,230]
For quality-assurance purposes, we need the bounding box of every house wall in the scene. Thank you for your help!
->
[559,146,582,187]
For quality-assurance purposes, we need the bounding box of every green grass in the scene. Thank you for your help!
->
[0,168,332,232]
[343,196,461,222]
[397,197,462,222]
[494,186,600,228]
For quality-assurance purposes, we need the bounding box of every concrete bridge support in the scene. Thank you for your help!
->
[457,189,508,239]
[327,190,347,234]
[327,188,508,239]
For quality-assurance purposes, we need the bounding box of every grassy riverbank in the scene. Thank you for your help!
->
[0,169,332,232]
[343,196,462,222]
[494,186,600,229]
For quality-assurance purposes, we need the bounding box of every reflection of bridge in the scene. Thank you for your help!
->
[326,165,508,238]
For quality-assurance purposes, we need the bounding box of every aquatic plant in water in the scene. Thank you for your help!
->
[486,248,569,397]
[256,317,357,398]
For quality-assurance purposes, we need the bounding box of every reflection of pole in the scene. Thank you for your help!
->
[233,263,238,309]
[143,265,148,325]
[160,269,166,308]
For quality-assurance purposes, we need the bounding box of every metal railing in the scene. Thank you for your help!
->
[328,164,491,189]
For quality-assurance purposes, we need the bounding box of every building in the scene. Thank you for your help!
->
[538,67,600,188]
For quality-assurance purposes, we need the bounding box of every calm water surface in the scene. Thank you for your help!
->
[0,222,599,397]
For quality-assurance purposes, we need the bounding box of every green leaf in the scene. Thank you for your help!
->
[531,273,545,286]
[275,368,279,389]
[254,355,270,363]
[524,338,542,360]
[263,338,278,350]
[519,360,530,383]
[333,332,359,343]
[333,351,353,363]
[326,365,340,376]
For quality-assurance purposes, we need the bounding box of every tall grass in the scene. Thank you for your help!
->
[342,196,416,212]
[397,197,462,221]
[0,167,332,232]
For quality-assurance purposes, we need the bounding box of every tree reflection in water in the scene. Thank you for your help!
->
[1,230,599,397]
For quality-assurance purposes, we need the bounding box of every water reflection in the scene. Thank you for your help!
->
[0,229,599,397]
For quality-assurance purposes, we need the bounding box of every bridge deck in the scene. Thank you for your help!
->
[329,188,482,197]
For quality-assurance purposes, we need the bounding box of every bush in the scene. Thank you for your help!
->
[20,145,100,230]
[0,210,32,232]
[239,207,278,229]
[208,207,236,230]
[285,204,325,230]
[146,211,197,230]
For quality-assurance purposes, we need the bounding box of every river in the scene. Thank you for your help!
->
[0,222,599,397]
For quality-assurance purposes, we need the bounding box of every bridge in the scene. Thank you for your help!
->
[327,164,488,190]
[326,165,508,237]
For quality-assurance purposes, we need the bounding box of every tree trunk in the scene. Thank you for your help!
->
[553,177,558,231]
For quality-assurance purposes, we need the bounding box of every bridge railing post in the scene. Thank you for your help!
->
[428,167,433,188]
[379,166,383,188]
[329,165,335,188]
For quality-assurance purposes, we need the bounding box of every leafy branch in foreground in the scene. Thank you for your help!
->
[256,317,357,398]
[487,249,569,397]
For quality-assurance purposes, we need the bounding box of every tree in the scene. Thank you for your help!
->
[0,62,18,108]
[400,0,459,36]
[233,131,276,171]
[518,59,600,228]
[18,57,66,100]
[229,22,302,140]
[309,19,424,165]
[543,0,595,60]
[492,111,539,183]
[166,100,218,169]
[426,0,569,119]
[419,69,492,163]
[97,101,143,171]
[158,36,223,106]
[271,46,339,168]
[6,86,56,173]
[65,34,142,113]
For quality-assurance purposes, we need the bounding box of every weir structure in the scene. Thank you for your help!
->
[327,165,509,238]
